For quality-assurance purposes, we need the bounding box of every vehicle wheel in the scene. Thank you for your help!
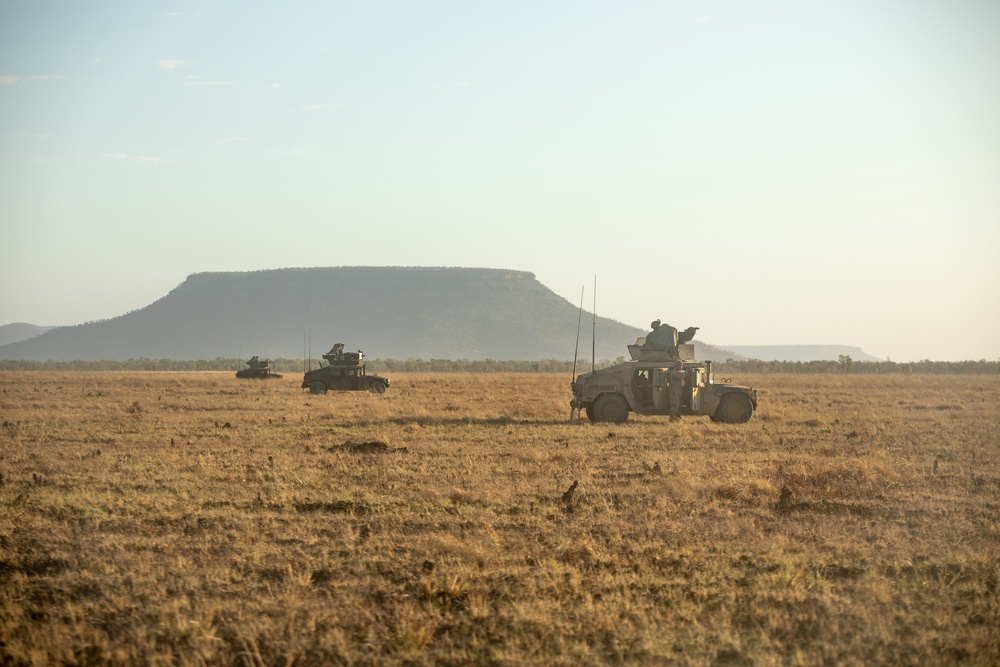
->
[309,382,327,395]
[592,394,630,423]
[585,405,597,423]
[715,393,753,423]
[368,380,386,394]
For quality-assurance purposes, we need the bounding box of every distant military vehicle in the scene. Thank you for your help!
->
[236,356,282,379]
[570,324,757,423]
[302,343,390,395]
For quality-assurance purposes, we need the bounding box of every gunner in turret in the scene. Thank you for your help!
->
[644,320,679,355]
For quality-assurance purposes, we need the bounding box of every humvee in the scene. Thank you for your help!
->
[301,343,390,395]
[570,333,757,424]
[236,356,282,379]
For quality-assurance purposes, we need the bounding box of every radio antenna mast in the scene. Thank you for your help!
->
[591,275,597,373]
[571,286,584,381]
[570,285,585,422]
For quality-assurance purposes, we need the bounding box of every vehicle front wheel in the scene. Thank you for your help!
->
[592,394,630,423]
[309,382,328,395]
[368,380,386,394]
[715,393,753,423]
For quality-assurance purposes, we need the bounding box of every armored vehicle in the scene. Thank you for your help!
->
[301,343,390,395]
[570,326,757,424]
[236,356,282,379]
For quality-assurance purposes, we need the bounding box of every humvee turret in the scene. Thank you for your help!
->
[301,343,390,395]
[236,356,282,379]
[570,329,757,424]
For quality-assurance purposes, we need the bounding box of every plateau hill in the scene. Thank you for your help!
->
[2,267,732,362]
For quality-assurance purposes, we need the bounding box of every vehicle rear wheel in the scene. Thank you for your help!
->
[368,380,386,394]
[715,393,753,423]
[309,382,327,395]
[585,405,597,423]
[592,394,630,423]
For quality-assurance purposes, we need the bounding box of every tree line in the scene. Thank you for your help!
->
[0,357,997,374]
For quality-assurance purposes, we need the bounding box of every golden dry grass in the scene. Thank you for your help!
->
[0,371,998,666]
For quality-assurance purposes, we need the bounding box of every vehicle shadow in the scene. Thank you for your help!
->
[344,416,588,428]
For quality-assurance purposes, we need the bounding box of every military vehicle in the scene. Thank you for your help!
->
[570,324,757,424]
[236,356,282,379]
[301,343,390,395]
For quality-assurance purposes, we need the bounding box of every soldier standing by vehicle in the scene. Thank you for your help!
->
[667,363,684,421]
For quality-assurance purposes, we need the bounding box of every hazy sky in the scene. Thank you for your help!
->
[2,1,998,362]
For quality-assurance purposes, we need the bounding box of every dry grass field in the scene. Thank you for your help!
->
[1,371,998,666]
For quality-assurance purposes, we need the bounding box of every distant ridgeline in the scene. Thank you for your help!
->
[0,323,55,347]
[0,267,659,362]
[720,345,883,362]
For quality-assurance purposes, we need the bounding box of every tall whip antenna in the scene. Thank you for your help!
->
[591,275,597,373]
[571,285,584,381]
